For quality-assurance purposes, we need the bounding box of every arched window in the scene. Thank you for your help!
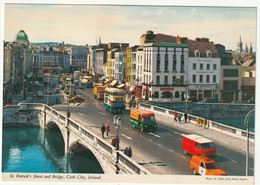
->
[172,75,176,84]
[156,75,160,85]
[164,76,168,85]
[175,91,180,98]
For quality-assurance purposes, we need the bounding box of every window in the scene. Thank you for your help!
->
[193,75,196,83]
[200,75,203,83]
[195,50,200,57]
[193,63,196,70]
[200,64,203,70]
[207,64,210,70]
[223,69,238,77]
[206,75,210,83]
[213,64,217,70]
[165,54,168,71]
[172,54,176,71]
[213,75,216,83]
[175,91,180,98]
[156,76,160,85]
[181,54,185,71]
[172,76,176,84]
[156,54,160,71]
[164,76,168,85]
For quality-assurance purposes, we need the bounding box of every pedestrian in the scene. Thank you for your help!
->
[132,98,136,108]
[184,112,188,123]
[105,123,110,137]
[174,111,178,121]
[129,99,132,109]
[111,136,116,147]
[124,147,129,155]
[128,147,132,158]
[177,114,182,123]
[101,124,106,138]
[196,117,200,127]
[203,118,207,129]
[116,136,120,149]
[56,97,59,104]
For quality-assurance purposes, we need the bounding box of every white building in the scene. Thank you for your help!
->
[65,45,88,72]
[141,42,189,101]
[186,38,221,100]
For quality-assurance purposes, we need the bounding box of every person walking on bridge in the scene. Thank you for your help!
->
[105,123,110,137]
[184,112,188,123]
[196,117,200,127]
[101,124,106,138]
[203,118,208,129]
[174,111,178,121]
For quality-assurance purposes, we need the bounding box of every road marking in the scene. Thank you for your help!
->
[121,134,132,140]
[99,112,105,115]
[249,167,254,171]
[148,139,153,142]
[181,155,186,159]
[149,132,161,138]
[230,159,238,164]
[158,144,162,147]
[140,135,143,138]
[168,133,172,136]
[77,113,84,116]
[169,149,174,152]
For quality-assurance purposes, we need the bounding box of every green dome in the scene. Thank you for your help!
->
[16,30,28,41]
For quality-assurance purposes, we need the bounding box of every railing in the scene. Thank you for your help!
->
[139,102,254,141]
[24,103,151,175]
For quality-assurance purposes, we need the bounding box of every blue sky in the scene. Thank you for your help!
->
[4,4,257,50]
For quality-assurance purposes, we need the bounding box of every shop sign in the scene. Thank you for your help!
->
[160,88,174,91]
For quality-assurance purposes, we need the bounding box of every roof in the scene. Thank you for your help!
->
[186,39,219,57]
[110,80,118,86]
[184,134,213,144]
[105,87,125,92]
[131,109,155,116]
[16,30,28,41]
[143,42,189,48]
[241,59,255,67]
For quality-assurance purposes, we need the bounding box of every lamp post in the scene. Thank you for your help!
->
[114,115,121,150]
[244,108,255,176]
[47,75,50,105]
[66,81,72,119]
[171,71,177,101]
[184,90,190,113]
[149,80,153,100]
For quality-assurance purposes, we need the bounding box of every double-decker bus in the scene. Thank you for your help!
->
[104,88,125,114]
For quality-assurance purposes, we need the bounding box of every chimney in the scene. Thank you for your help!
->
[181,37,188,43]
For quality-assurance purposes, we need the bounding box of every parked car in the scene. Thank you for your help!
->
[190,155,227,175]
[47,90,52,95]
[34,81,40,86]
[54,88,60,94]
[69,96,85,103]
[246,98,255,104]
[51,83,56,87]
[37,91,44,97]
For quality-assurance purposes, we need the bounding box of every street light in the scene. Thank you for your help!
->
[114,115,121,150]
[184,90,190,113]
[171,71,177,101]
[66,81,72,119]
[47,75,50,105]
[244,108,255,176]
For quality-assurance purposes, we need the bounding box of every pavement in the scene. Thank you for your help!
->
[152,110,255,157]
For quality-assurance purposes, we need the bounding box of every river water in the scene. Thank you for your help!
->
[2,126,103,173]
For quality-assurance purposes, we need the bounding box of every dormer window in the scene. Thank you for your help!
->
[194,49,200,57]
[206,50,212,58]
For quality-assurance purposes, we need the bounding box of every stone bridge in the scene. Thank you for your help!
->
[3,103,150,175]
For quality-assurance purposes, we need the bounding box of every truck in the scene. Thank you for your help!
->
[93,86,106,100]
[130,109,157,132]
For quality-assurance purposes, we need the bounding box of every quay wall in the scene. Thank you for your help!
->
[148,101,255,119]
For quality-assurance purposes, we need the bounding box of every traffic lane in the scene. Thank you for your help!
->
[54,101,254,176]
[54,105,194,175]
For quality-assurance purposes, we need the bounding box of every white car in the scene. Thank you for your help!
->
[34,81,40,86]
[37,91,43,97]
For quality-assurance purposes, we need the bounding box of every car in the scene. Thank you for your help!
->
[54,88,60,94]
[34,81,40,86]
[69,96,85,103]
[190,155,227,176]
[47,90,52,95]
[246,98,255,104]
[199,98,218,103]
[51,83,56,87]
[37,91,44,97]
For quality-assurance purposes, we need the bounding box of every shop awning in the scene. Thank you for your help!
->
[117,84,125,89]
[110,80,118,87]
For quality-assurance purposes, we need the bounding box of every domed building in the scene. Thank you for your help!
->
[14,30,30,45]
[4,30,32,104]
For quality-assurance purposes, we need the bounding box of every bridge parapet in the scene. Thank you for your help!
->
[139,102,254,142]
[6,103,150,175]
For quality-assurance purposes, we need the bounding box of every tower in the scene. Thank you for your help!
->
[250,43,253,54]
[237,35,243,53]
[245,42,248,53]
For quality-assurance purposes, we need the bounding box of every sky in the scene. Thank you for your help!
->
[3,3,257,51]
